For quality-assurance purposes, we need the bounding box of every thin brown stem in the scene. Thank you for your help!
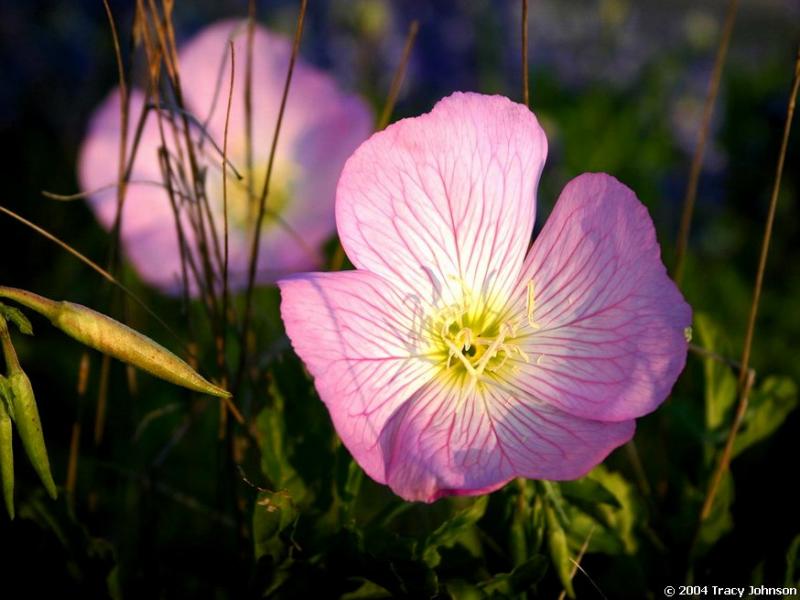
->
[98,0,133,444]
[213,42,237,434]
[689,342,744,373]
[148,0,224,305]
[93,355,111,446]
[699,368,754,522]
[101,0,130,274]
[245,1,256,217]
[521,0,529,107]
[377,20,419,130]
[0,205,185,349]
[236,0,308,393]
[624,440,652,498]
[557,525,595,600]
[673,0,739,286]
[222,41,235,346]
[65,351,90,510]
[698,47,800,522]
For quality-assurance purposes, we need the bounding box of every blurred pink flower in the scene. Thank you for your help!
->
[279,92,691,502]
[79,20,372,295]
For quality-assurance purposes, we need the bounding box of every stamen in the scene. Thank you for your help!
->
[429,284,529,383]
[444,338,477,376]
[473,324,510,376]
[526,280,541,330]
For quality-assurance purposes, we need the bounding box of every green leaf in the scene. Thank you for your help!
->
[576,466,642,555]
[541,480,569,525]
[530,493,546,555]
[732,376,798,458]
[6,371,56,499]
[479,555,549,596]
[255,379,305,499]
[270,353,338,510]
[559,477,621,509]
[785,534,800,587]
[694,471,734,557]
[546,502,575,598]
[252,490,299,563]
[0,386,14,519]
[0,302,33,335]
[106,565,123,600]
[422,496,489,567]
[335,447,364,522]
[444,579,485,600]
[695,313,738,434]
[340,579,393,599]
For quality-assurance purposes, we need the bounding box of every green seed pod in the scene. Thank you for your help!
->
[545,502,575,599]
[0,385,14,519]
[7,371,57,500]
[0,286,230,398]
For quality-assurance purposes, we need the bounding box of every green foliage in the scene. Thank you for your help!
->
[545,501,574,598]
[0,302,33,336]
[422,496,488,567]
[694,471,735,558]
[0,315,56,502]
[563,467,643,556]
[695,313,738,436]
[0,385,14,518]
[786,535,800,587]
[732,376,798,458]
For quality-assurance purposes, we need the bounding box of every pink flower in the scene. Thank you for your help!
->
[279,92,691,502]
[79,20,372,295]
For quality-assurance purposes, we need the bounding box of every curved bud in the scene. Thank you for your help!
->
[6,371,57,499]
[0,286,230,398]
[0,384,14,519]
[0,320,57,500]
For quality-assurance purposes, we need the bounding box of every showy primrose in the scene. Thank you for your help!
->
[79,20,372,295]
[280,92,691,502]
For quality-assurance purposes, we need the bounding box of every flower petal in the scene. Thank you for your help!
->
[178,20,373,282]
[78,88,194,294]
[278,271,437,483]
[378,373,635,502]
[506,173,691,421]
[336,92,547,313]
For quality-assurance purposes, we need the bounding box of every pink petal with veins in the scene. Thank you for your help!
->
[280,94,690,502]
[378,372,635,502]
[336,92,547,312]
[279,270,436,483]
[507,173,691,421]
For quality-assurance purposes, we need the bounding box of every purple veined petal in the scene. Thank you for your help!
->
[504,173,691,422]
[178,19,373,283]
[336,92,547,315]
[278,270,438,483]
[378,371,636,503]
[78,88,198,294]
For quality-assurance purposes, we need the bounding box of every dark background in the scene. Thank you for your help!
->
[0,1,799,597]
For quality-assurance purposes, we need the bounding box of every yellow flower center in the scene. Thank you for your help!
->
[209,160,297,232]
[424,280,539,385]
